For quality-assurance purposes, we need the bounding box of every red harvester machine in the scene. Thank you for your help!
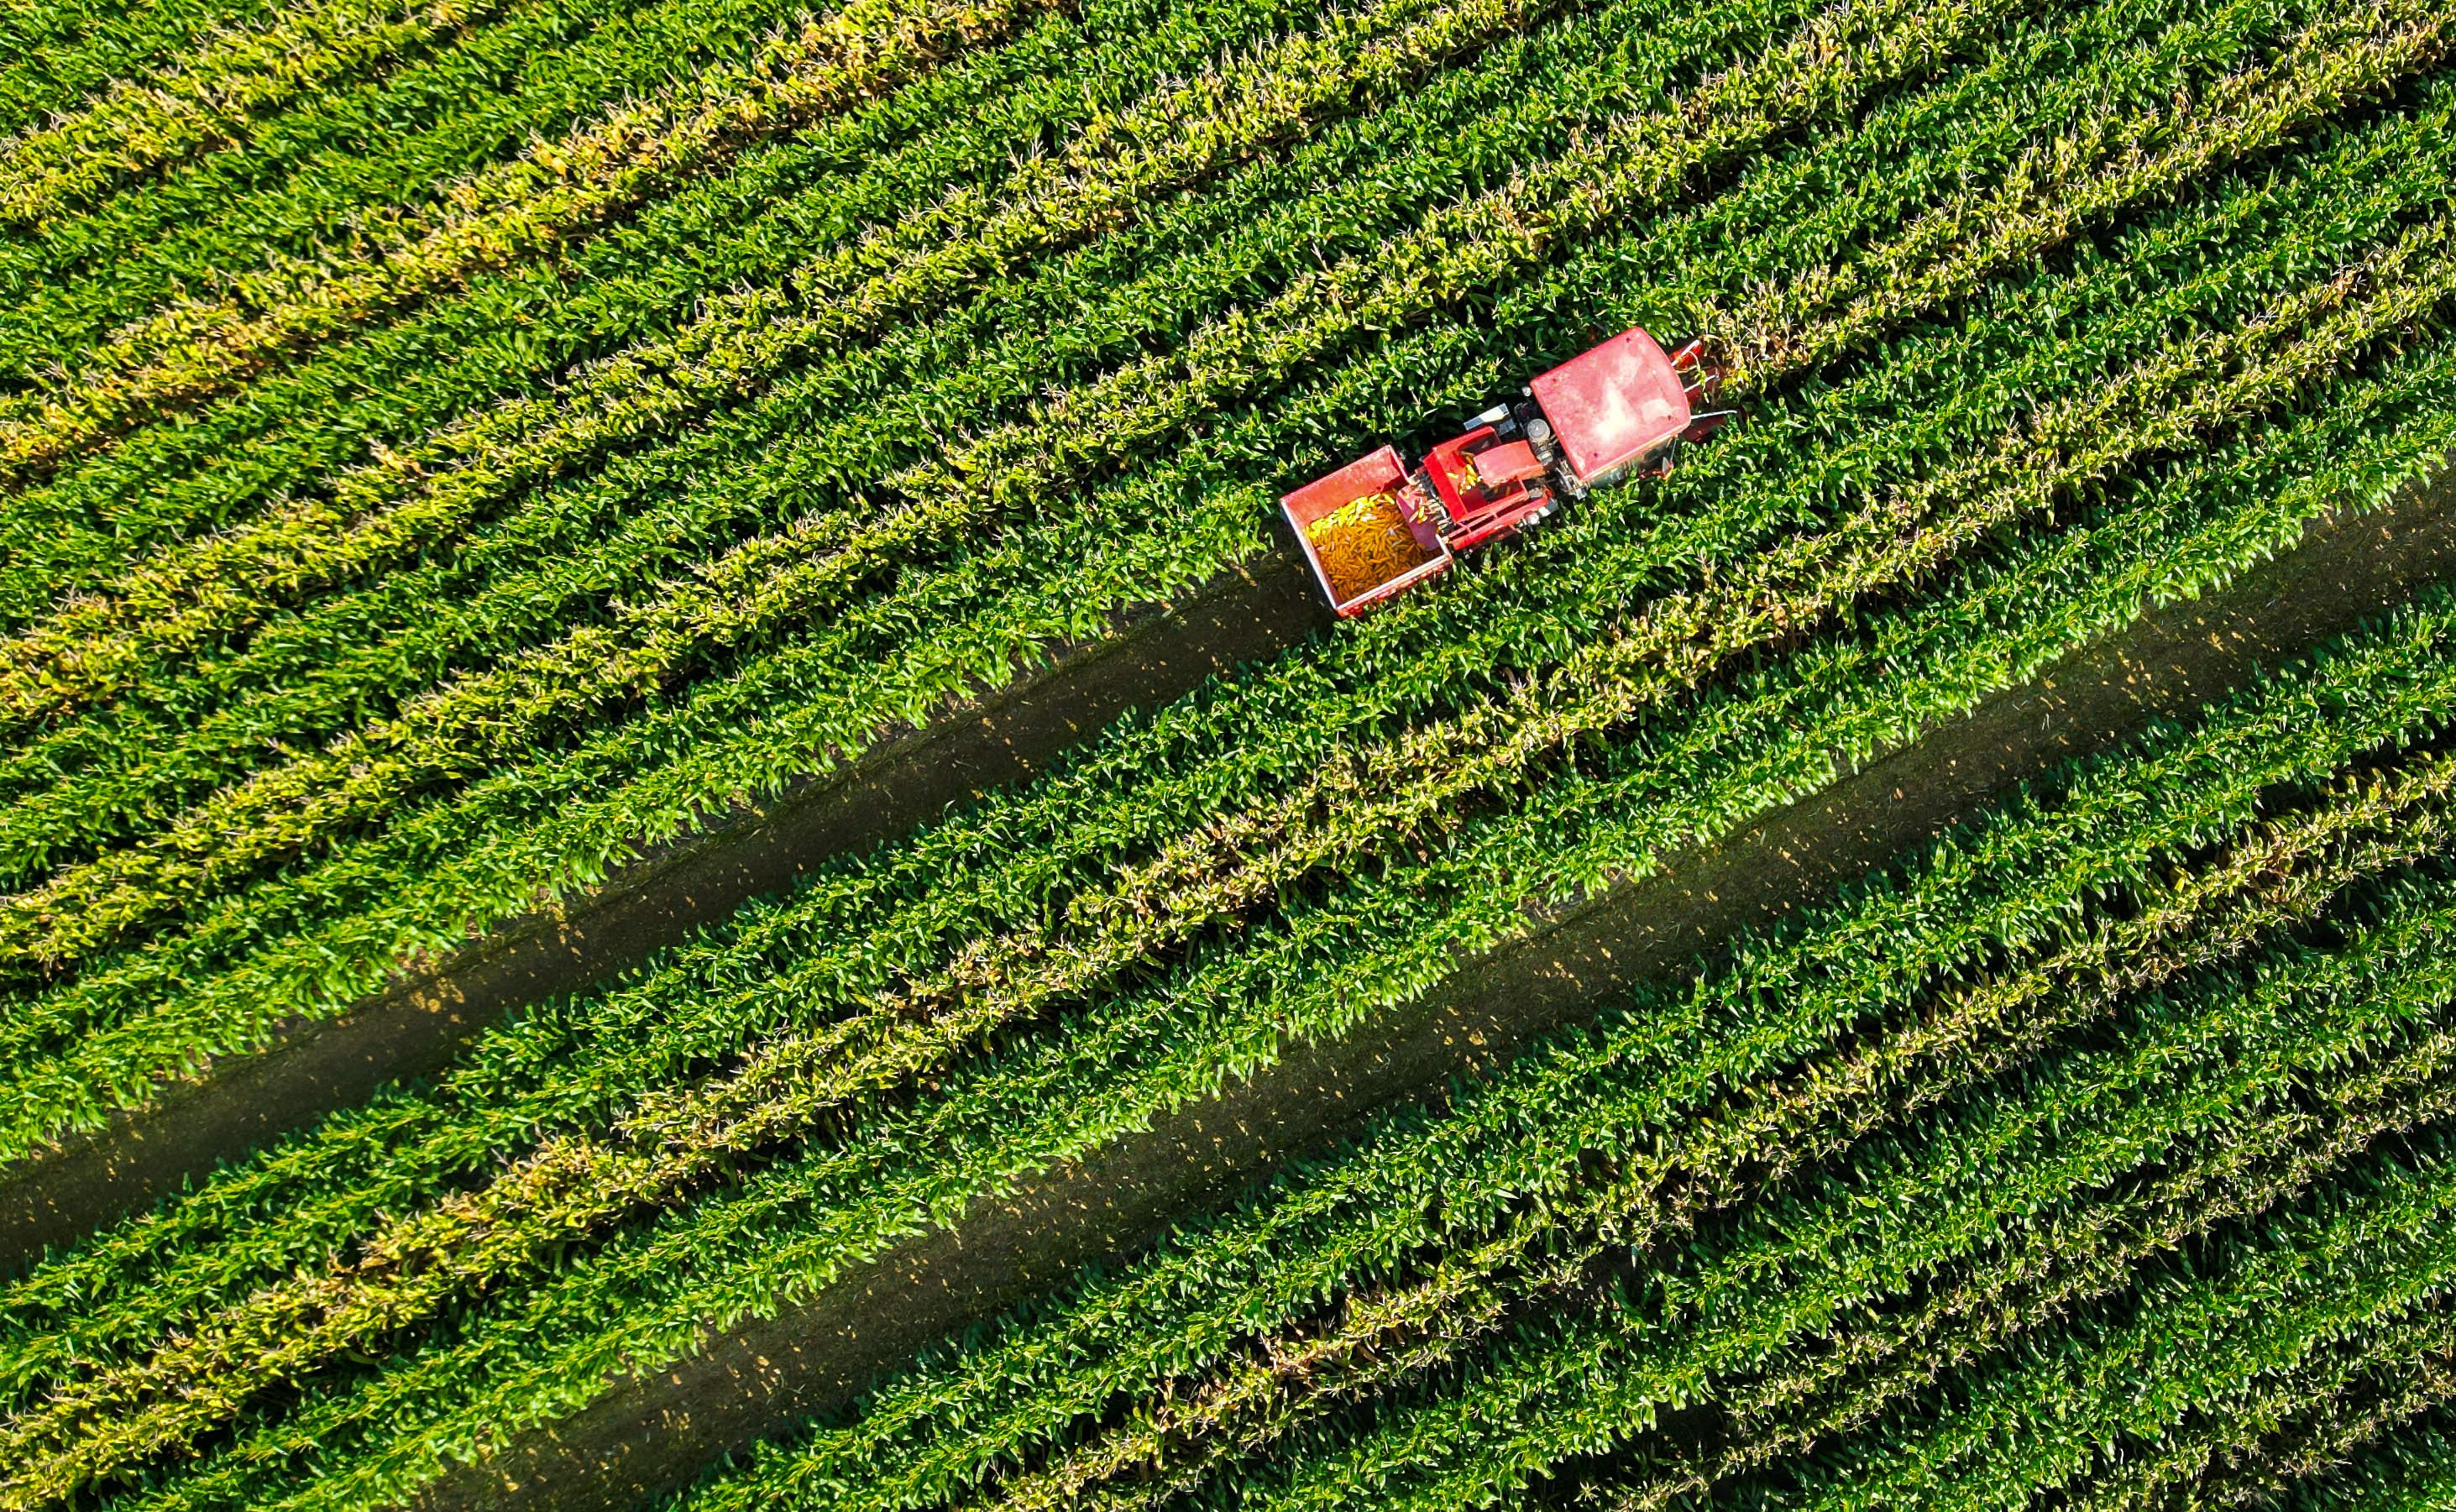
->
[1281,328,1731,616]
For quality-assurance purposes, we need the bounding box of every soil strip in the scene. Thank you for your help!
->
[410,473,2456,1512]
[0,552,1332,1272]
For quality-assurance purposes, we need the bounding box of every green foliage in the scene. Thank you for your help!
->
[0,0,2451,1503]
[657,597,2456,1512]
[6,0,2445,1172]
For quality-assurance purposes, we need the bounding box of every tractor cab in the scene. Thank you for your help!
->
[1285,327,1729,617]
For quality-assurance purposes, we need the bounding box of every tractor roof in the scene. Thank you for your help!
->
[1528,327,1690,487]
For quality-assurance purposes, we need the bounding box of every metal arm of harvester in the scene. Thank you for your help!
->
[1283,327,1732,617]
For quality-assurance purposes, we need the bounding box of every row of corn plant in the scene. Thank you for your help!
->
[0,0,2446,1502]
[0,0,2426,1286]
[17,292,2445,1395]
[4,227,2436,1158]
[0,0,294,140]
[1758,1120,2456,1512]
[122,349,2437,1511]
[456,609,2456,1512]
[730,767,2456,1512]
[0,0,1974,1016]
[0,0,1915,1099]
[0,201,2396,1316]
[2248,1409,2456,1512]
[0,0,1314,619]
[1200,864,2456,1512]
[4,0,2380,818]
[1962,1309,2456,1512]
[14,564,2436,1502]
[1096,927,2456,1512]
[634,623,2456,1510]
[1558,889,2456,1510]
[0,0,1628,864]
[0,3,2417,1026]
[0,0,1698,720]
[1560,1088,2456,1511]
[14,479,2436,1502]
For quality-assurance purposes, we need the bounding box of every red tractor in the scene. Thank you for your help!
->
[1281,328,1731,616]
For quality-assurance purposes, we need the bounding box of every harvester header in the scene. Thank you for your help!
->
[1283,327,1730,616]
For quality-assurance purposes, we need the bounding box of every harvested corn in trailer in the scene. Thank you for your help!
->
[1304,489,1440,604]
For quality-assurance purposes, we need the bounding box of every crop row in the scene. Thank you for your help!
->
[1715,1074,2456,1512]
[18,453,2456,1502]
[0,22,1605,892]
[0,0,2003,1016]
[9,554,2446,1502]
[0,0,2436,1316]
[632,218,2456,1165]
[2262,1411,2456,1512]
[6,0,2453,1504]
[1983,1309,2456,1512]
[796,797,2456,1512]
[635,602,2456,1509]
[0,0,1071,482]
[1317,1034,2456,1512]
[1611,1186,2456,1511]
[0,0,2171,1252]
[0,15,2443,1183]
[0,0,517,228]
[0,0,1591,966]
[149,335,2439,1504]
[0,165,2446,1502]
[1036,824,2456,1512]
[0,0,1909,913]
[0,0,2409,975]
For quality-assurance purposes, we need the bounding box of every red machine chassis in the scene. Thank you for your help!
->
[1283,328,1730,616]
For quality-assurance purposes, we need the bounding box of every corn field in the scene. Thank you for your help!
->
[0,0,2450,1504]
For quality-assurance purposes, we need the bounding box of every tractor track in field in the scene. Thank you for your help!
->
[405,468,2456,1512]
[0,551,1333,1273]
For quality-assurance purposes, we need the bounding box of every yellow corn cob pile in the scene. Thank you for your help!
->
[1306,489,1438,604]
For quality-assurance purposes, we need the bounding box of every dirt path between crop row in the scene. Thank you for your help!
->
[0,554,1332,1273]
[409,473,2456,1512]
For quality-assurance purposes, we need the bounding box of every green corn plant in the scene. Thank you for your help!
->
[13,567,2452,1509]
[86,591,2456,1512]
[0,0,1311,620]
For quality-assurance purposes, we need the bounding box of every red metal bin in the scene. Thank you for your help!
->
[1280,445,1452,617]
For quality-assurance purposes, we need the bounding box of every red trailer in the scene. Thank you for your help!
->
[1284,328,1730,616]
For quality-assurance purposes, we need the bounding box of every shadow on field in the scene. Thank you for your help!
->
[0,553,1333,1273]
[411,472,2456,1512]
